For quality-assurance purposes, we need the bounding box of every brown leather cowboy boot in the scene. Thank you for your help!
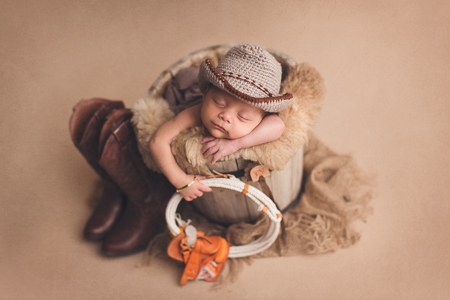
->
[69,98,127,241]
[98,113,175,256]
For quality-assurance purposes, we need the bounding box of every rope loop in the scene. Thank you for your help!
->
[166,177,283,258]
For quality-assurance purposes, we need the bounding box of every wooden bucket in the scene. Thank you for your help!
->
[147,44,303,225]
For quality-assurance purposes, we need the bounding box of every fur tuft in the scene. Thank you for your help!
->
[131,97,174,172]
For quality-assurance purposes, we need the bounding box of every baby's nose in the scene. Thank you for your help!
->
[219,111,232,123]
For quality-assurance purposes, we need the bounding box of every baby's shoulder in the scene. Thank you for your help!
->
[175,104,203,128]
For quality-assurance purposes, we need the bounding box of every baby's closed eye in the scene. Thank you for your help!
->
[213,99,226,107]
[237,113,250,121]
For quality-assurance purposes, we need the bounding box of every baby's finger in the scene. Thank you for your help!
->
[202,147,218,159]
[201,143,212,154]
[201,144,207,154]
[211,150,225,165]
[195,175,207,180]
[201,140,216,153]
[211,153,220,165]
[198,182,212,192]
[202,148,211,158]
[201,136,215,144]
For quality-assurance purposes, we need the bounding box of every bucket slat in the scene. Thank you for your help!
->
[266,146,303,210]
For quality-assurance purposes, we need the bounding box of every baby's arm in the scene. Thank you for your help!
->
[150,104,212,201]
[201,114,285,164]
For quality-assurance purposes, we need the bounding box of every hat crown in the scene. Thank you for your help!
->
[216,44,282,98]
[197,43,293,112]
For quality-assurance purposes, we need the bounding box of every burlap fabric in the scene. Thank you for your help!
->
[141,134,375,287]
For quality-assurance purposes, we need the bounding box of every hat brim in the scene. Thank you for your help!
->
[198,59,293,113]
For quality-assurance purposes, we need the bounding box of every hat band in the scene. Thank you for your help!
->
[221,72,274,97]
[205,59,293,104]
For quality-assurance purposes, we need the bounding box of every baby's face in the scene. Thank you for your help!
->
[201,86,265,139]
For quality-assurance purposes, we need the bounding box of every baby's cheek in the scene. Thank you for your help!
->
[232,124,255,139]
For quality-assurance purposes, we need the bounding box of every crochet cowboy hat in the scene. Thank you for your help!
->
[198,44,293,113]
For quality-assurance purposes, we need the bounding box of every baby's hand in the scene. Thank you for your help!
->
[201,137,239,165]
[178,174,212,201]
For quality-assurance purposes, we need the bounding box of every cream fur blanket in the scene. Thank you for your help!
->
[131,62,325,174]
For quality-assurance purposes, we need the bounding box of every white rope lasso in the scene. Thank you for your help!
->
[166,176,283,258]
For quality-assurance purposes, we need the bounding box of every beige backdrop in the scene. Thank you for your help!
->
[1,0,450,299]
